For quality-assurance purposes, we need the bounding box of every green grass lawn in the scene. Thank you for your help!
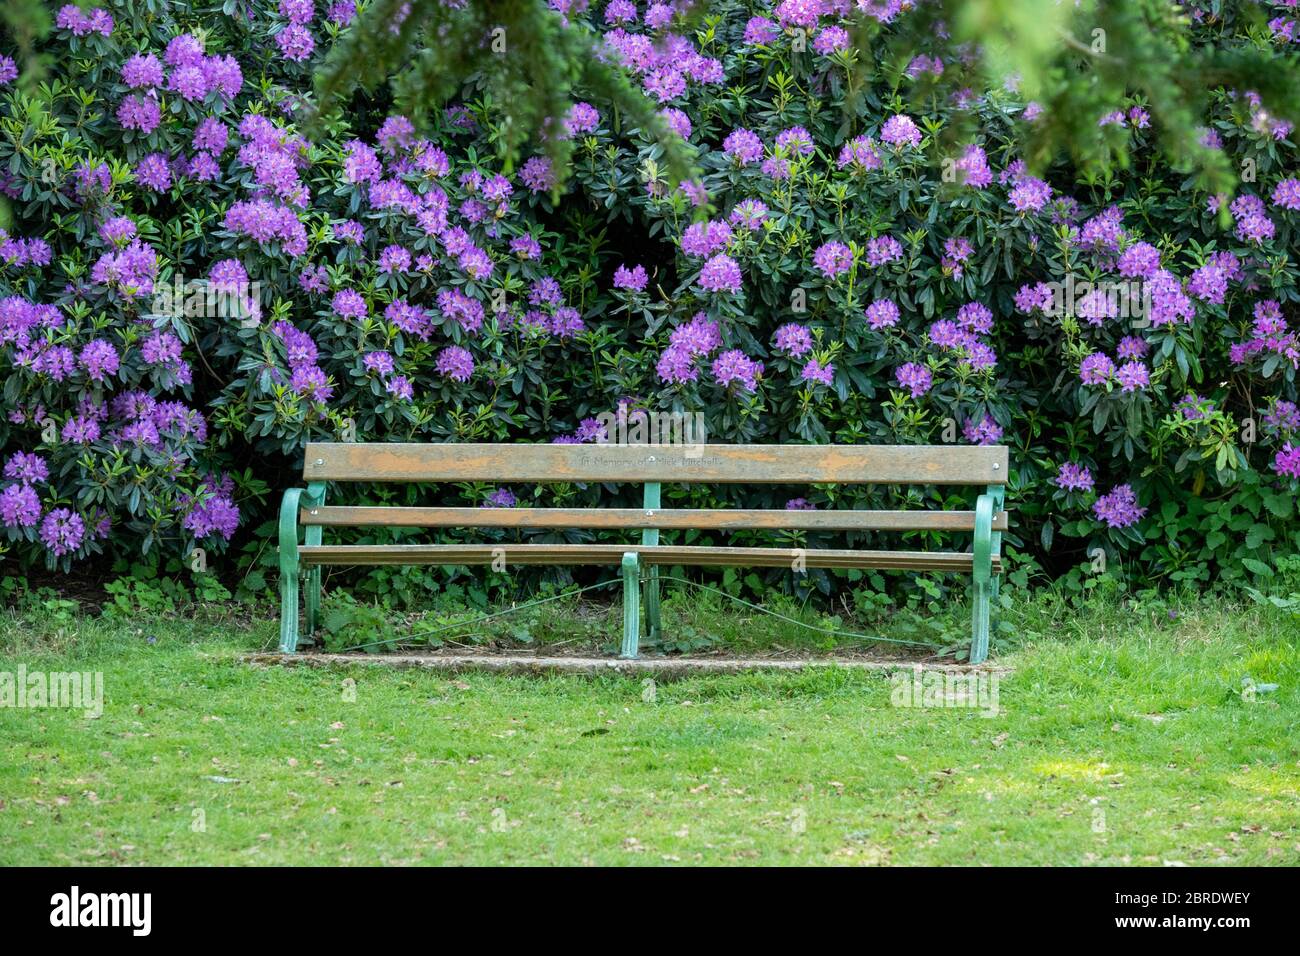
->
[1,594,1297,865]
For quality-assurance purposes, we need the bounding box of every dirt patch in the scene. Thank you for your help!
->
[240,650,1010,679]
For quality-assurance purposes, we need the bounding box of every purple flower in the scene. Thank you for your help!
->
[865,299,900,329]
[895,363,932,398]
[660,108,692,139]
[4,451,48,485]
[1272,178,1300,211]
[276,23,316,62]
[1080,352,1116,385]
[117,96,161,135]
[837,135,881,171]
[1117,241,1161,279]
[774,323,813,357]
[520,156,555,193]
[564,102,601,137]
[681,220,733,257]
[812,241,854,279]
[439,288,485,333]
[711,349,763,391]
[40,508,86,557]
[656,345,698,385]
[775,126,814,156]
[436,346,475,382]
[378,244,411,274]
[881,114,922,148]
[1116,336,1149,361]
[1116,361,1149,392]
[184,481,240,540]
[670,313,721,357]
[1093,484,1146,528]
[728,199,769,231]
[0,483,41,528]
[280,0,316,24]
[289,365,333,401]
[743,16,780,44]
[511,235,542,260]
[364,348,392,374]
[79,339,120,382]
[613,263,649,292]
[723,128,763,165]
[963,416,1004,446]
[122,53,164,88]
[484,488,518,508]
[1274,443,1300,480]
[801,359,834,386]
[865,235,902,267]
[165,34,205,68]
[331,289,368,320]
[1015,282,1053,314]
[1054,463,1094,492]
[385,375,414,401]
[698,254,743,294]
[57,5,114,37]
[813,26,850,55]
[1008,176,1052,213]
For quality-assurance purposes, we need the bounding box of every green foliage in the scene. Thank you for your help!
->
[311,0,698,188]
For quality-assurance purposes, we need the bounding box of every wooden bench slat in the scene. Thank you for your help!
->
[302,443,1008,485]
[298,543,1002,572]
[300,505,1010,532]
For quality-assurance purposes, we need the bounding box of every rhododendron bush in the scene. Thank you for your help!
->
[1,0,1298,595]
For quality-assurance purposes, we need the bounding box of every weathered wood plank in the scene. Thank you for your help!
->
[300,505,1010,532]
[298,543,1001,572]
[302,443,1008,485]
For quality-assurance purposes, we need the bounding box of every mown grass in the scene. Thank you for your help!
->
[0,591,1297,865]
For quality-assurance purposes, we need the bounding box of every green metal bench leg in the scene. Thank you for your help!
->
[305,567,321,635]
[278,487,305,654]
[302,482,327,636]
[641,482,662,643]
[986,483,1005,647]
[621,551,641,659]
[645,566,661,642]
[969,579,991,665]
[969,491,995,665]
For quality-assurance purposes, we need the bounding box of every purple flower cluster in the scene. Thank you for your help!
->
[1054,463,1094,492]
[928,302,997,371]
[963,416,1004,446]
[1092,484,1146,528]
[658,313,722,384]
[182,476,241,541]
[812,241,854,279]
[895,362,932,398]
[1230,300,1299,369]
[711,349,764,392]
[56,5,114,37]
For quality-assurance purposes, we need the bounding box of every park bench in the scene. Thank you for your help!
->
[278,443,1009,662]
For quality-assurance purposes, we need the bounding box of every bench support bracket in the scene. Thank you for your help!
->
[641,482,662,645]
[279,482,326,654]
[620,551,641,659]
[969,491,996,665]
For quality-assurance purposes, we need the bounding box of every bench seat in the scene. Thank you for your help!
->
[298,543,1004,572]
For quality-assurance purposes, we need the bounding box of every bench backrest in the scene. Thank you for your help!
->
[302,443,1007,486]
